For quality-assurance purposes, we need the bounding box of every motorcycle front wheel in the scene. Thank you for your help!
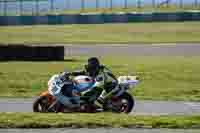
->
[33,96,50,112]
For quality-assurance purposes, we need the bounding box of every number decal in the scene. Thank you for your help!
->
[48,77,63,95]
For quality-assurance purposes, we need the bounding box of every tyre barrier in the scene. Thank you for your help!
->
[0,45,64,61]
[0,11,200,25]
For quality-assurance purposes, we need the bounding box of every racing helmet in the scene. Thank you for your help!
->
[85,57,100,77]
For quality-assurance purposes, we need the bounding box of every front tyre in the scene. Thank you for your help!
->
[118,92,135,113]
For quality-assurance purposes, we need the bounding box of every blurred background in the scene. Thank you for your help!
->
[0,0,199,16]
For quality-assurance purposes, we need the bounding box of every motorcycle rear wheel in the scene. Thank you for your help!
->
[108,92,134,114]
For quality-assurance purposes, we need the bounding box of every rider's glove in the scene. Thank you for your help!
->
[60,72,71,81]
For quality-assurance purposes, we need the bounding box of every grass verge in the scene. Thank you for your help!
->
[0,56,200,101]
[0,113,200,128]
[0,22,200,44]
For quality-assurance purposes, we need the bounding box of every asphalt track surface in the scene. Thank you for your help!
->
[0,98,200,115]
[64,44,200,56]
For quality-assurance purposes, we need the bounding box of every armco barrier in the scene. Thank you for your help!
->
[6,16,21,25]
[102,14,115,23]
[35,16,49,24]
[87,14,104,24]
[47,15,61,24]
[140,13,153,22]
[153,12,184,22]
[111,13,128,23]
[190,12,200,21]
[0,12,200,25]
[21,16,36,25]
[0,45,64,61]
[127,13,145,22]
[178,12,200,21]
[60,14,78,24]
[77,14,89,24]
[78,14,104,24]
[0,16,7,25]
[153,12,172,22]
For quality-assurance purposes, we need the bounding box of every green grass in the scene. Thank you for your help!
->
[1,22,200,44]
[0,113,199,128]
[0,56,200,101]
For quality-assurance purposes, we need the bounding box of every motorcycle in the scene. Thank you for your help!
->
[33,73,139,114]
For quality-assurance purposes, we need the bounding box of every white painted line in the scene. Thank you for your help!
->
[184,102,200,107]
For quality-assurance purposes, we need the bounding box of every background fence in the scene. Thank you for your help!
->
[0,0,200,16]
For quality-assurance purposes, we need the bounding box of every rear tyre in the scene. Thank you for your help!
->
[33,96,49,112]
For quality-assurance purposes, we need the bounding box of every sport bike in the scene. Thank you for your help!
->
[33,74,139,113]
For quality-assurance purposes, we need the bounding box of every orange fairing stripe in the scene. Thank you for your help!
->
[40,90,55,104]
[40,90,50,96]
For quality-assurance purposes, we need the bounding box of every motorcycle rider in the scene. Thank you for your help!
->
[70,57,119,108]
[49,57,118,110]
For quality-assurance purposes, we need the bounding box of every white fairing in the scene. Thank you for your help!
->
[73,75,94,92]
[48,74,64,96]
[73,75,93,82]
[118,76,139,88]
